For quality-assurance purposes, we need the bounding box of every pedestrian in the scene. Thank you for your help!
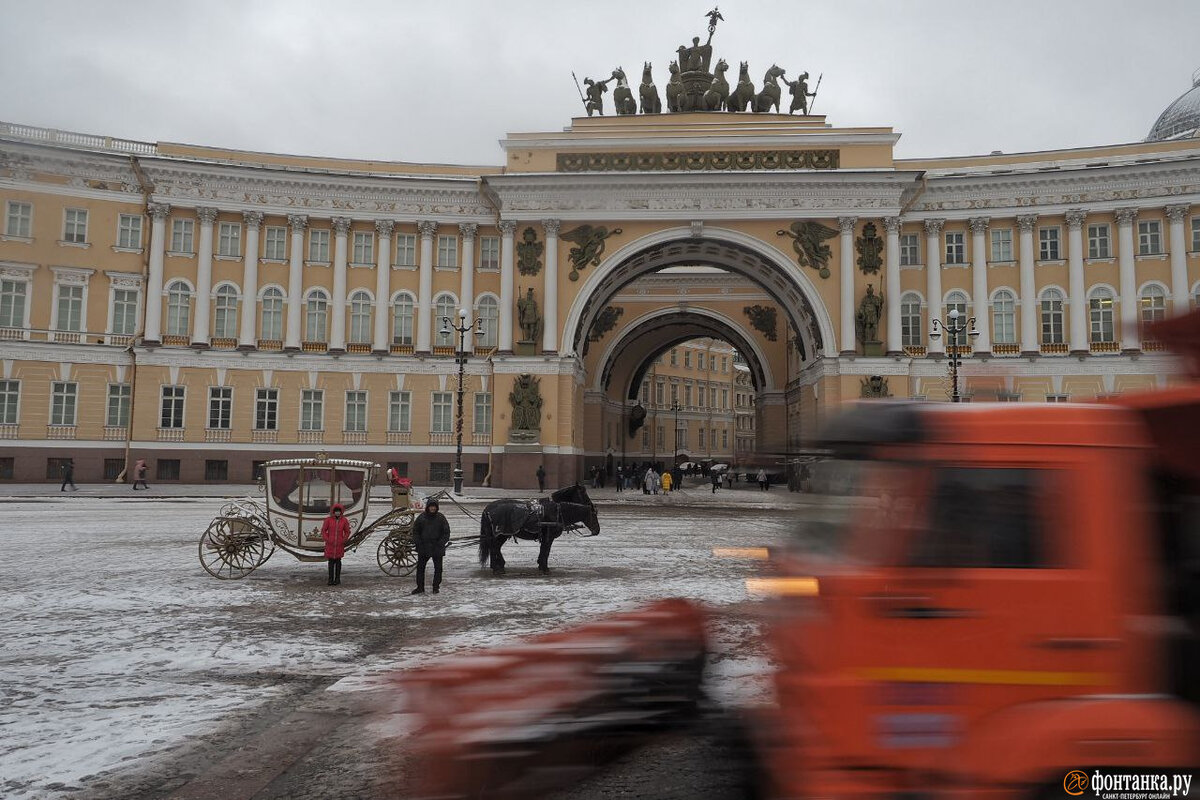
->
[757,468,769,491]
[411,497,451,594]
[661,470,672,493]
[536,464,546,493]
[672,466,683,492]
[725,471,733,489]
[60,459,77,492]
[614,465,623,493]
[711,471,720,494]
[644,468,658,495]
[132,459,149,490]
[321,503,351,586]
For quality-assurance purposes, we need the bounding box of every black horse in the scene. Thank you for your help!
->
[478,484,599,575]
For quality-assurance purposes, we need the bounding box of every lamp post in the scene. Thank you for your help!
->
[928,308,979,403]
[670,400,681,465]
[439,308,484,494]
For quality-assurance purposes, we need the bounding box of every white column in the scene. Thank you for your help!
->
[838,216,857,355]
[238,210,263,348]
[498,220,516,352]
[968,217,990,353]
[882,216,902,355]
[924,218,945,355]
[459,222,477,353]
[373,219,394,353]
[1166,204,1191,315]
[416,220,436,352]
[1115,208,1140,351]
[284,214,306,350]
[1017,214,1039,355]
[329,217,350,352]
[542,218,560,353]
[143,202,170,343]
[191,206,217,345]
[1066,209,1088,353]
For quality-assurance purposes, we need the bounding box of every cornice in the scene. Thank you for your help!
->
[500,131,902,152]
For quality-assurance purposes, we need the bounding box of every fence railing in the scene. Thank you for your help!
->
[1,121,158,155]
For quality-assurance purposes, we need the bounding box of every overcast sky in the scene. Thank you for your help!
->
[1,0,1197,166]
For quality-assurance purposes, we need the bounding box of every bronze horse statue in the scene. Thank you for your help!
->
[666,61,682,113]
[728,61,754,112]
[611,67,638,116]
[704,59,729,111]
[754,64,786,113]
[640,62,662,114]
[478,484,599,575]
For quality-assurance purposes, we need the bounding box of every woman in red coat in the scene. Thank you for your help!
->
[321,503,352,586]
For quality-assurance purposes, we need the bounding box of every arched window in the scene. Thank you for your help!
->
[945,290,969,319]
[900,292,922,347]
[392,292,415,346]
[991,289,1016,344]
[1140,284,1167,329]
[348,290,372,344]
[1089,287,1115,344]
[477,296,499,348]
[1040,288,1064,345]
[305,289,328,342]
[435,294,457,346]
[260,287,284,340]
[166,280,192,337]
[212,284,240,339]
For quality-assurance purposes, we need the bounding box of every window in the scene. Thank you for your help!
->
[642,428,649,449]
[655,382,664,405]
[205,460,228,482]
[945,290,969,322]
[990,228,1013,262]
[657,425,665,451]
[216,221,241,257]
[0,379,18,424]
[698,428,706,450]
[900,292,922,347]
[431,392,453,433]
[160,385,185,429]
[300,389,324,431]
[103,459,124,481]
[352,231,374,264]
[1192,218,1200,252]
[1140,285,1167,330]
[170,218,194,253]
[309,229,331,262]
[722,389,729,409]
[711,387,718,407]
[436,235,458,268]
[111,288,138,335]
[684,384,693,406]
[392,293,415,345]
[698,353,705,371]
[106,383,130,428]
[5,201,31,238]
[1088,288,1115,343]
[899,233,920,265]
[156,459,181,481]
[0,278,28,328]
[991,290,1016,344]
[670,349,678,366]
[944,231,966,265]
[264,226,287,260]
[305,290,328,341]
[260,287,284,340]
[477,296,498,348]
[55,284,84,331]
[63,208,87,243]
[117,214,142,249]
[255,388,279,431]
[389,391,411,432]
[429,462,452,484]
[1040,289,1065,345]
[435,294,456,345]
[1038,227,1060,261]
[208,386,232,429]
[671,384,679,404]
[212,285,239,339]
[722,429,728,449]
[345,391,367,432]
[473,463,488,483]
[1088,223,1110,259]
[479,236,500,271]
[395,233,416,267]
[474,392,492,434]
[348,290,372,344]
[1045,394,1070,403]
[1138,220,1162,255]
[166,281,192,337]
[684,350,692,368]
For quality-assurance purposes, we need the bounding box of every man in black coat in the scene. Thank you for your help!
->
[411,497,451,594]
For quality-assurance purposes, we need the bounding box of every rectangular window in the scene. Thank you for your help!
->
[160,385,185,429]
[0,278,28,328]
[344,391,367,432]
[46,457,71,480]
[640,381,649,404]
[389,391,411,432]
[103,458,124,481]
[899,233,920,265]
[352,231,374,264]
[429,462,452,484]
[263,226,287,260]
[217,222,241,257]
[300,389,324,431]
[670,384,678,404]
[474,392,492,434]
[106,383,131,428]
[0,457,11,480]
[655,382,664,405]
[171,218,194,253]
[156,459,181,481]
[473,463,488,483]
[431,392,453,433]
[990,228,1013,262]
[944,231,965,265]
[698,428,706,450]
[1088,223,1110,259]
[255,388,279,431]
[1045,394,1070,403]
[395,233,417,267]
[642,428,649,449]
[111,288,138,335]
[309,229,330,262]
[1038,227,1060,261]
[722,389,729,409]
[205,460,228,481]
[1192,218,1200,252]
[1138,220,1162,255]
[479,236,500,271]
[697,353,706,371]
[6,201,32,238]
[117,214,143,249]
[55,284,84,331]
[0,379,18,424]
[208,386,232,430]
[657,425,665,451]
[50,381,78,426]
[63,208,88,243]
[684,350,692,368]
[436,235,457,268]
[684,384,692,406]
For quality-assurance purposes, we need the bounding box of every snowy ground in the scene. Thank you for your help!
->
[0,481,818,799]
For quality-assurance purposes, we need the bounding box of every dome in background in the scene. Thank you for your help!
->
[1147,68,1200,141]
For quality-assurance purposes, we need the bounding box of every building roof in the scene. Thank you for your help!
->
[1147,69,1200,141]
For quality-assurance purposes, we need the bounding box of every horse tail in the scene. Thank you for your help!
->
[479,511,493,567]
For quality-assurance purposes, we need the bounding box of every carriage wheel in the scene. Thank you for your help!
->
[377,531,417,577]
[199,517,273,580]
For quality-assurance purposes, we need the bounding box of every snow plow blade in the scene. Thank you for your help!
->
[396,598,707,799]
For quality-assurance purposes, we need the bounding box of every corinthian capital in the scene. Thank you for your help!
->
[242,210,264,229]
[837,216,858,234]
[1114,207,1138,226]
[375,219,395,238]
[458,222,478,239]
[196,206,219,225]
[541,218,561,237]
[417,220,438,238]
[1165,204,1190,224]
[1016,214,1038,233]
[331,217,352,236]
[881,216,902,234]
[968,216,990,234]
[498,219,518,236]
[1064,209,1087,229]
[923,218,945,236]
[147,202,171,221]
[287,214,308,231]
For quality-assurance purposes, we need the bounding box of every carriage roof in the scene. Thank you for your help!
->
[262,457,378,471]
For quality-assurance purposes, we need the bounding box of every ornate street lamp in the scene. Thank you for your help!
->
[928,308,979,403]
[670,400,682,465]
[439,308,484,494]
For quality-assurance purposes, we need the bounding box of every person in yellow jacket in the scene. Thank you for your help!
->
[661,470,672,493]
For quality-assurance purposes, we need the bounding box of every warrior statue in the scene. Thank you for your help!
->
[786,71,817,115]
[855,284,884,346]
[517,287,543,343]
[509,374,544,432]
[583,76,613,117]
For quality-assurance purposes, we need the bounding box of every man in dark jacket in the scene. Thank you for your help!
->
[411,497,451,594]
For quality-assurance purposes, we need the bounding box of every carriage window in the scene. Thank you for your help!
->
[270,467,303,512]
